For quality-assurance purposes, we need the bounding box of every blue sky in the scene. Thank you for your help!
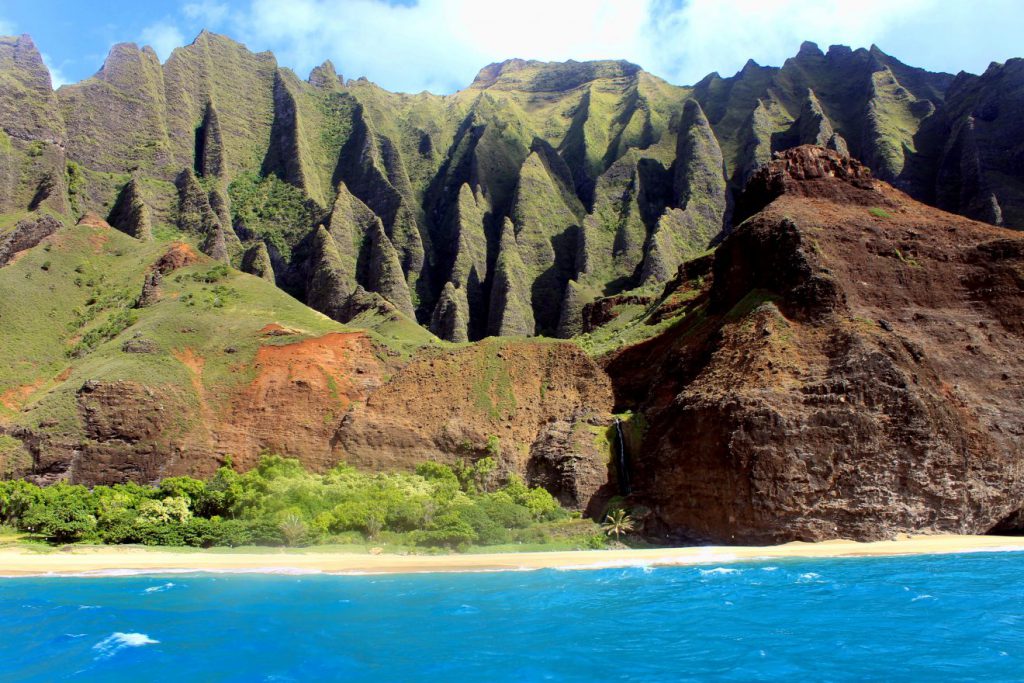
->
[3,0,1022,93]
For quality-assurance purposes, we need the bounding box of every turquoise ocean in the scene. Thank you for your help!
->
[2,551,1023,681]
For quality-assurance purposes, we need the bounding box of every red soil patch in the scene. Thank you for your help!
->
[76,212,112,229]
[0,378,45,411]
[154,242,200,274]
[216,332,384,471]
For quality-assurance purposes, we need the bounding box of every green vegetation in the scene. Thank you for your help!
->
[893,247,922,268]
[0,455,605,551]
[228,171,324,259]
[868,207,892,219]
[602,508,635,543]
[576,283,701,357]
[471,341,518,419]
[65,161,87,216]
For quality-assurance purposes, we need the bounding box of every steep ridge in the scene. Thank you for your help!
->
[8,32,1021,345]
[605,146,1024,543]
[0,217,611,506]
[2,31,1024,532]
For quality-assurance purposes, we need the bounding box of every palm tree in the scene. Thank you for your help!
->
[279,514,307,547]
[602,509,635,543]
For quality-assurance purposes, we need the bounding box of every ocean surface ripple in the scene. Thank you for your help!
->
[1,551,1022,681]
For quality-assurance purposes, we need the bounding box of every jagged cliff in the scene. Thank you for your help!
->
[605,146,1024,542]
[1,31,1024,539]
[3,32,1022,345]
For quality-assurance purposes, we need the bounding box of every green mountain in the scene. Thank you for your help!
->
[5,33,1021,344]
[2,31,1024,542]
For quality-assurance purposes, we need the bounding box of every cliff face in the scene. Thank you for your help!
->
[606,146,1024,543]
[1,29,1024,537]
[3,31,1022,346]
[0,218,614,511]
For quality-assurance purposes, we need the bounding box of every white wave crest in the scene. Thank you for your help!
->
[700,567,740,576]
[143,582,175,594]
[93,632,158,658]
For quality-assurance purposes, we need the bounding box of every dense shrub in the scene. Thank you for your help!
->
[3,455,595,550]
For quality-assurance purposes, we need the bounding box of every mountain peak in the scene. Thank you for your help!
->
[471,58,642,92]
[309,59,342,88]
[797,41,824,58]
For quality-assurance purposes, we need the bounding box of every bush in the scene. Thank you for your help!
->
[22,499,95,540]
[408,513,477,549]
[1,454,591,550]
[452,502,510,545]
[0,480,43,525]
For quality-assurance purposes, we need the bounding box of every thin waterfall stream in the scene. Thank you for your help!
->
[613,417,631,495]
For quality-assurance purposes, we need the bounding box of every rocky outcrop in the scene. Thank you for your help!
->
[336,339,615,511]
[175,168,237,262]
[607,145,1024,543]
[526,410,615,514]
[0,213,61,266]
[488,218,535,337]
[733,144,875,224]
[108,178,153,239]
[241,242,275,282]
[308,60,343,89]
[136,271,161,307]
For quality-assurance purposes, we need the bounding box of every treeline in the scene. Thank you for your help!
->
[0,456,606,550]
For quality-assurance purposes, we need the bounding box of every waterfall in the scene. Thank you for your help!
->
[613,417,631,495]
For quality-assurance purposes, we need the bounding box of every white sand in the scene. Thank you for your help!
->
[1,534,1022,576]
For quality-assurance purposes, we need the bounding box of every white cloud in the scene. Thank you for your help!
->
[183,0,1022,93]
[139,21,186,61]
[41,53,69,88]
[184,1,231,26]
[0,17,14,36]
[231,0,654,93]
[641,0,934,83]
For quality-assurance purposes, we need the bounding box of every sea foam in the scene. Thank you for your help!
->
[92,632,158,658]
[143,582,175,593]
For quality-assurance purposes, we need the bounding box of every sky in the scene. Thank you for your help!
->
[2,0,1022,93]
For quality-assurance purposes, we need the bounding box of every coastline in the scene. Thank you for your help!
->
[1,534,1023,576]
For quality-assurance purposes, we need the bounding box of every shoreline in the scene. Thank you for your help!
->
[1,534,1023,577]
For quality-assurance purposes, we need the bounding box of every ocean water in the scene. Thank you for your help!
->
[2,552,1023,682]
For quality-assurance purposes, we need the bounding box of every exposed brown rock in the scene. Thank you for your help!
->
[153,242,201,274]
[136,271,161,308]
[526,410,615,514]
[336,340,614,510]
[0,213,62,266]
[606,145,1024,543]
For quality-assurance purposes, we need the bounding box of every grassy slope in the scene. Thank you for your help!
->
[0,221,435,441]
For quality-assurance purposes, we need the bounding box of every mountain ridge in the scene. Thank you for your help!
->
[1,31,1023,542]
[3,30,1022,346]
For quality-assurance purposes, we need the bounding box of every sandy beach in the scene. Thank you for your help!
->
[0,534,1022,576]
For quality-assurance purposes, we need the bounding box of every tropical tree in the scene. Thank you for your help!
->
[602,509,635,543]
[278,514,307,547]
